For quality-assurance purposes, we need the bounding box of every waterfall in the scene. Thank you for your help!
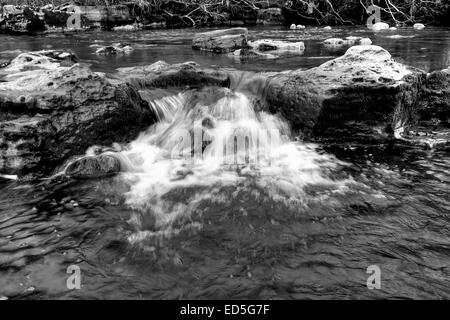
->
[112,75,348,243]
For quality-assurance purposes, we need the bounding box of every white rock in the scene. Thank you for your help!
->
[113,24,139,32]
[323,38,347,47]
[359,38,372,45]
[249,39,305,55]
[290,24,296,30]
[323,26,332,30]
[296,25,305,29]
[371,22,389,31]
[389,27,397,30]
[345,36,361,45]
[413,23,425,30]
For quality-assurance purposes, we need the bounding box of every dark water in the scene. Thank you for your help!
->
[0,26,449,300]
[0,26,449,73]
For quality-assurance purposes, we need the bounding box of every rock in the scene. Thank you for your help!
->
[192,28,248,53]
[416,67,450,126]
[256,8,283,25]
[371,22,389,31]
[389,27,397,30]
[265,45,426,138]
[323,37,372,51]
[248,39,305,56]
[323,26,332,30]
[323,38,347,47]
[359,38,372,45]
[96,43,134,55]
[116,61,230,90]
[401,127,450,150]
[64,154,121,179]
[413,23,425,30]
[112,24,140,32]
[230,48,278,60]
[290,23,296,30]
[296,24,305,29]
[0,50,155,175]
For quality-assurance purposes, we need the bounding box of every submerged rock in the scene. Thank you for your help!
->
[64,154,121,179]
[0,50,155,175]
[323,37,372,51]
[95,43,134,55]
[192,28,248,53]
[265,45,426,138]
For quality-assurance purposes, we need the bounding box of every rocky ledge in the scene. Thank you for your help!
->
[0,51,156,175]
[0,45,448,178]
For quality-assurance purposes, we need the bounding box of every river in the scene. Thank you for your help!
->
[0,25,449,299]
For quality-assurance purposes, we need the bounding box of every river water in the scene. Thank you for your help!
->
[0,26,449,300]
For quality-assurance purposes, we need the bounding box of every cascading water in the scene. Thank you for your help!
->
[113,74,352,244]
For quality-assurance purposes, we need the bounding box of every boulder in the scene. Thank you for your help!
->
[256,8,283,25]
[64,154,121,179]
[371,22,389,31]
[192,28,248,53]
[249,39,305,55]
[413,23,425,30]
[115,61,230,90]
[0,51,155,175]
[264,45,426,138]
[233,39,305,59]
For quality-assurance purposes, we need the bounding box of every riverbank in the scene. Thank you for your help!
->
[1,1,449,35]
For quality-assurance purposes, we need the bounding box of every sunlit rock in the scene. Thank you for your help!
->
[248,39,305,55]
[323,26,332,30]
[265,45,426,138]
[112,24,140,32]
[371,22,389,31]
[192,28,248,53]
[289,23,296,30]
[413,23,425,30]
[359,38,372,45]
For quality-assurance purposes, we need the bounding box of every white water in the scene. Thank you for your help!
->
[112,82,350,242]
